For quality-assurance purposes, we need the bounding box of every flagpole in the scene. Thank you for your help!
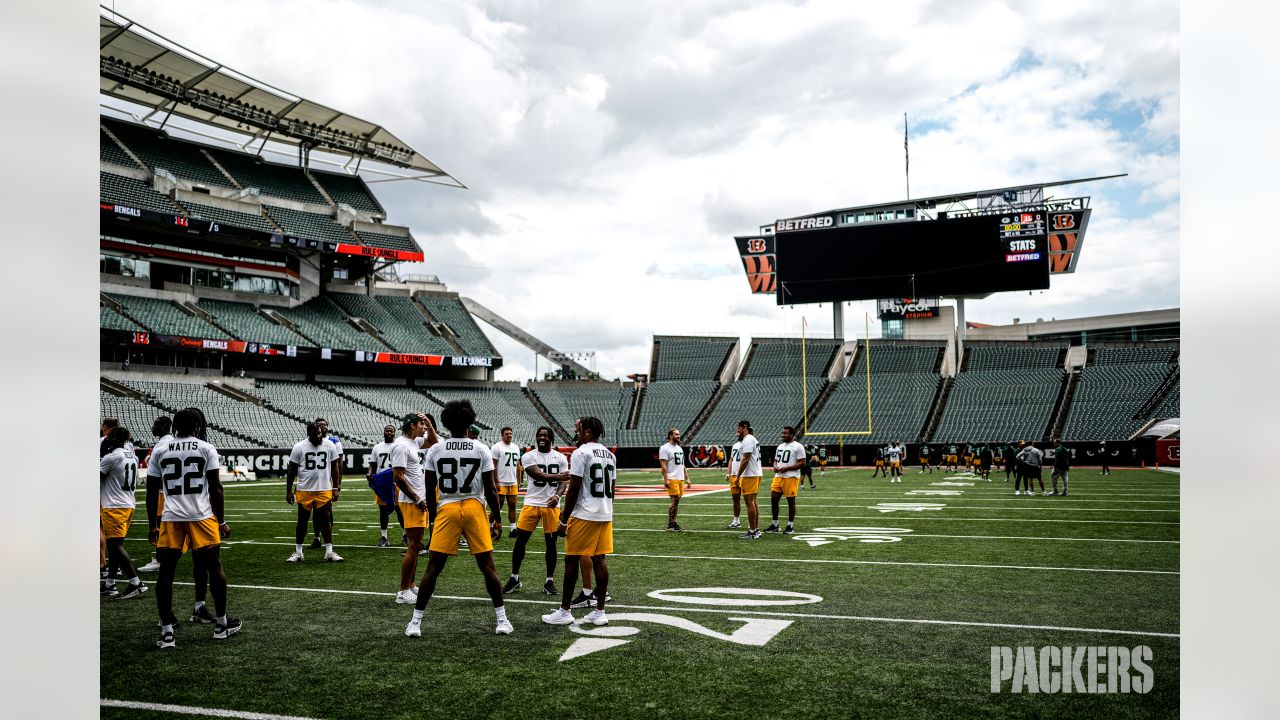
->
[904,112,910,201]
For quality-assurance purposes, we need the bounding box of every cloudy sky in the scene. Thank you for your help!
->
[108,0,1179,382]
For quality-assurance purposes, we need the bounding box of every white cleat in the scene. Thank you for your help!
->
[404,620,421,638]
[582,609,609,626]
[138,558,161,573]
[286,551,304,563]
[542,607,575,625]
[1014,490,1021,496]
[395,588,418,604]
[324,551,344,563]
[495,618,514,635]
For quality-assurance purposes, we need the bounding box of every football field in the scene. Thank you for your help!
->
[100,467,1179,719]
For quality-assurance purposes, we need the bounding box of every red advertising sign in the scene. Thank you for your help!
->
[335,243,424,262]
[371,352,447,366]
[1156,439,1180,467]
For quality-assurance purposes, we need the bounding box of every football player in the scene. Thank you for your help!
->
[732,421,763,539]
[726,437,744,529]
[135,415,172,575]
[490,426,522,537]
[406,400,509,637]
[307,418,343,550]
[503,426,567,595]
[886,440,905,483]
[391,413,430,604]
[659,428,687,531]
[763,426,805,534]
[801,443,817,489]
[368,424,404,547]
[285,422,343,563]
[100,426,145,599]
[919,443,933,474]
[146,409,240,648]
[542,416,615,627]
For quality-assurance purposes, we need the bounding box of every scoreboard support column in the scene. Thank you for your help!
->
[833,303,844,340]
[955,298,966,370]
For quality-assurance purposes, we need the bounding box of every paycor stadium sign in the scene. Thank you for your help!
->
[102,329,498,369]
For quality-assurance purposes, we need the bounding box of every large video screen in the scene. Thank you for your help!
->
[774,213,1050,304]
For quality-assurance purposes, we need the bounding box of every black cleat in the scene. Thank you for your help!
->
[783,526,795,535]
[543,579,558,595]
[213,617,243,640]
[503,576,522,594]
[156,630,176,649]
[378,536,390,547]
[309,537,323,550]
[401,532,409,546]
[569,591,593,609]
[190,605,217,624]
[114,582,148,600]
[763,524,781,533]
[507,529,518,539]
[670,523,684,532]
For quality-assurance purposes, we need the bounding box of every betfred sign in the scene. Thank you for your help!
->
[773,216,834,233]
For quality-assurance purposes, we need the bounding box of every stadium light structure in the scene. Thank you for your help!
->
[99,7,463,187]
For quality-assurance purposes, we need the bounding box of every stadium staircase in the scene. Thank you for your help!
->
[258,307,316,345]
[627,386,646,430]
[1137,366,1181,420]
[919,376,952,443]
[411,300,466,356]
[101,376,142,399]
[325,297,396,351]
[207,382,265,405]
[1046,370,1081,440]
[683,383,730,443]
[179,301,239,339]
[99,124,148,171]
[522,387,572,442]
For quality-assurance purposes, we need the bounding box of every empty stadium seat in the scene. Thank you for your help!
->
[264,205,356,245]
[697,375,826,445]
[103,118,235,189]
[111,379,295,448]
[532,383,633,440]
[100,171,183,215]
[181,200,279,235]
[352,229,419,253]
[100,391,255,450]
[198,299,310,347]
[209,149,328,205]
[742,339,841,378]
[809,344,943,443]
[101,304,145,332]
[933,345,1066,442]
[616,379,718,447]
[100,129,139,169]
[420,385,546,446]
[106,293,226,338]
[273,297,376,350]
[311,171,385,216]
[1061,361,1175,441]
[252,381,395,446]
[652,336,736,380]
[418,295,496,357]
[328,294,454,354]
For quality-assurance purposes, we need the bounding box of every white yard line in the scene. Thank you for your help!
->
[100,699,322,720]
[169,581,1178,638]
[197,540,1174,575]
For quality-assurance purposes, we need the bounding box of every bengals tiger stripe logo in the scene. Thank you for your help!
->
[742,254,777,293]
[747,238,767,253]
[1052,213,1076,230]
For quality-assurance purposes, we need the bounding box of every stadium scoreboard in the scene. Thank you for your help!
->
[769,212,1051,304]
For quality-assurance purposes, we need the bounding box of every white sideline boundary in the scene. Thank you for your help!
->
[169,581,1179,638]
[195,539,1175,575]
[101,699,321,720]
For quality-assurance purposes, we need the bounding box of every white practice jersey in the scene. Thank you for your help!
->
[146,434,173,471]
[569,441,616,522]
[146,436,221,522]
[658,442,686,481]
[99,446,139,509]
[426,437,492,506]
[735,434,762,478]
[289,438,340,491]
[520,448,565,506]
[390,435,425,502]
[370,440,395,473]
[886,445,904,462]
[728,441,742,476]
[491,441,521,486]
[773,441,806,478]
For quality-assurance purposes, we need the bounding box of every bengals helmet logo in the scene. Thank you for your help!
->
[747,238,767,253]
[1052,213,1076,230]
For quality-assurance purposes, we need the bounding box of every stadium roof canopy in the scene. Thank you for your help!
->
[100,7,463,187]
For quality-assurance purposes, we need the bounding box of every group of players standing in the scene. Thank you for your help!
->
[867,439,1079,496]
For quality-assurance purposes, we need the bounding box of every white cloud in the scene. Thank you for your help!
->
[110,0,1179,380]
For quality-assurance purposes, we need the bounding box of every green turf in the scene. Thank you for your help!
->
[100,467,1179,719]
